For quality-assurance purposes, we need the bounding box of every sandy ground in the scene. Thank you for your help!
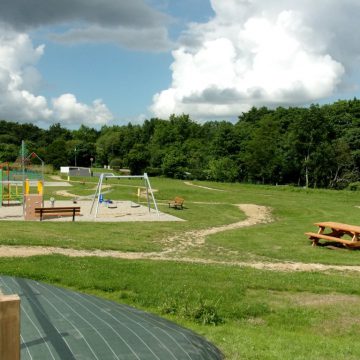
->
[0,200,183,222]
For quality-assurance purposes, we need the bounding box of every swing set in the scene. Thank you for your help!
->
[90,173,159,219]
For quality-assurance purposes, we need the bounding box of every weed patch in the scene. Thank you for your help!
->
[160,288,223,325]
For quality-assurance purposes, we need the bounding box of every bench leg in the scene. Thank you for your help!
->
[311,238,319,246]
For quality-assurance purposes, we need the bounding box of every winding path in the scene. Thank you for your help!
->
[0,203,359,272]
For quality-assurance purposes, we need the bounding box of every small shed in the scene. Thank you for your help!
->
[60,167,92,177]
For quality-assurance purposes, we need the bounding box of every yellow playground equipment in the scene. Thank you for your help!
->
[0,142,45,207]
[0,170,43,207]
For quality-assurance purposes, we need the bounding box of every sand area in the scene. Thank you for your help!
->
[0,200,183,222]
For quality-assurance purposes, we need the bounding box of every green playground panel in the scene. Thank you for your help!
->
[9,170,42,180]
[0,276,223,360]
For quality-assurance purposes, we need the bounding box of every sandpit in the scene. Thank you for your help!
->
[0,200,184,222]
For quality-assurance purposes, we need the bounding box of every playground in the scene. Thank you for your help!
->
[0,143,181,222]
[0,171,182,222]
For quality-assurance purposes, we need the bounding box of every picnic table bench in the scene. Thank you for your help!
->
[305,221,360,248]
[35,206,81,221]
[168,197,184,209]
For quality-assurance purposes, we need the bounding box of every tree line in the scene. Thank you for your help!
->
[1,98,360,189]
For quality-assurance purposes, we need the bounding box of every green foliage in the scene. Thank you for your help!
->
[347,181,360,191]
[109,157,122,170]
[45,139,69,169]
[2,98,360,187]
[0,143,18,162]
[160,287,223,325]
[161,148,187,178]
[207,157,239,182]
[126,144,149,174]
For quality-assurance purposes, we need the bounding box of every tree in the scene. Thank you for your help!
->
[72,125,99,143]
[161,148,187,179]
[126,144,149,175]
[286,105,332,187]
[242,114,284,184]
[210,121,240,158]
[45,139,69,169]
[0,143,18,162]
[206,158,239,182]
[46,123,71,143]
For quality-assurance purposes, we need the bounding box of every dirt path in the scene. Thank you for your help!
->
[160,204,272,254]
[0,203,359,273]
[0,244,359,273]
[184,181,225,191]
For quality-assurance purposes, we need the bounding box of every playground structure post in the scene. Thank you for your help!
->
[22,141,25,213]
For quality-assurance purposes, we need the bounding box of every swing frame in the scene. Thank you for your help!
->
[90,173,159,219]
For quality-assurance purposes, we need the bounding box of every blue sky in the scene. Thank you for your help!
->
[0,0,359,129]
[31,0,215,124]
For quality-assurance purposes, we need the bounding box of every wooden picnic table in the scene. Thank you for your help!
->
[305,221,360,248]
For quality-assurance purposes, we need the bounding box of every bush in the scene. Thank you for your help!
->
[109,158,123,170]
[347,182,360,191]
[145,167,163,177]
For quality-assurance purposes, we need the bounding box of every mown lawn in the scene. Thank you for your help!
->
[0,256,359,359]
[1,178,360,359]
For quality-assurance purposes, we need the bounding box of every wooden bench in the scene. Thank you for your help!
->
[305,221,360,248]
[168,197,184,209]
[35,206,81,221]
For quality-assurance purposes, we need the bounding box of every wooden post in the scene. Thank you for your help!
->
[0,295,20,360]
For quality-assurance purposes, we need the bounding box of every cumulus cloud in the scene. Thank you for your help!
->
[151,0,360,119]
[52,94,113,126]
[0,28,113,127]
[0,0,172,51]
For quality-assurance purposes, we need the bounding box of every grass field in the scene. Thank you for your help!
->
[1,177,360,359]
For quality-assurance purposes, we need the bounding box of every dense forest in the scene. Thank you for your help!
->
[1,98,360,189]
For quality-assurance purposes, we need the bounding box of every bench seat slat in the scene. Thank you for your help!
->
[305,232,360,246]
[35,207,80,211]
[35,209,80,213]
[35,207,80,221]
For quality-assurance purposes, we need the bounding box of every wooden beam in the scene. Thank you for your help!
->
[0,294,20,360]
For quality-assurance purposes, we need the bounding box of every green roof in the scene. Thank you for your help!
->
[0,276,223,360]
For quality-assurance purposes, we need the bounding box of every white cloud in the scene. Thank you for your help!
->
[151,0,355,119]
[52,94,113,126]
[0,27,114,127]
[0,29,52,121]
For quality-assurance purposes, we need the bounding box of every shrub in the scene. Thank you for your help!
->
[347,182,360,191]
[109,158,123,170]
[160,289,223,326]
